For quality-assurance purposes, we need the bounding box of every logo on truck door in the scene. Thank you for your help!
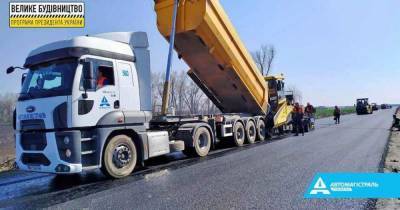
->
[100,96,111,109]
[122,70,129,77]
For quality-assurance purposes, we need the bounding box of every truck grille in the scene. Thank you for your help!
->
[21,153,50,166]
[21,132,47,151]
[21,119,45,131]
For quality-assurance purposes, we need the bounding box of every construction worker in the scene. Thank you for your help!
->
[292,103,304,136]
[334,106,341,124]
[304,102,316,129]
[97,69,111,89]
[305,103,315,116]
[34,76,44,90]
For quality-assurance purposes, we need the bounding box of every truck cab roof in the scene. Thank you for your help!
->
[24,32,148,67]
[265,74,285,81]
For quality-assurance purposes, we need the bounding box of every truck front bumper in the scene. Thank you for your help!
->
[16,130,83,174]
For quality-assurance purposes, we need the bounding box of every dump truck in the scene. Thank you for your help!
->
[264,74,294,134]
[356,98,373,115]
[7,0,293,178]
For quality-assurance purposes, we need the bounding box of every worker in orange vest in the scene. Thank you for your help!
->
[334,106,341,124]
[292,103,304,136]
[97,70,110,89]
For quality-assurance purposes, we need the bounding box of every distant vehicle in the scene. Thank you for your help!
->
[356,98,373,115]
[381,104,392,109]
[371,103,379,111]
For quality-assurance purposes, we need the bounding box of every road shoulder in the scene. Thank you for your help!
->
[375,112,400,209]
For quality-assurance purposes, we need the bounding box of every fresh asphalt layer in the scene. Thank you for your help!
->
[0,109,394,209]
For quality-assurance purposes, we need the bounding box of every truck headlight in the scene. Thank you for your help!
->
[63,136,70,145]
[65,149,72,158]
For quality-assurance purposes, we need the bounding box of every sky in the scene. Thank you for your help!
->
[0,0,399,106]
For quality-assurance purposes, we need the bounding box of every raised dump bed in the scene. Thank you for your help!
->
[154,0,269,115]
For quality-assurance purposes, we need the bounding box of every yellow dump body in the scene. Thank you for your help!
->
[155,0,269,115]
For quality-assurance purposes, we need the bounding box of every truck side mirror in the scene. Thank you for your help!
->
[82,60,96,92]
[82,61,95,80]
[7,66,26,74]
[6,66,15,74]
[83,79,96,90]
[21,73,27,86]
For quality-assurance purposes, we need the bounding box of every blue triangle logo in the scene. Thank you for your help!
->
[100,96,110,107]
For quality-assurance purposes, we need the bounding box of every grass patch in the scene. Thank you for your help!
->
[315,106,356,119]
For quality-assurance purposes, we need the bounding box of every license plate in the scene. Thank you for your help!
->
[27,165,41,171]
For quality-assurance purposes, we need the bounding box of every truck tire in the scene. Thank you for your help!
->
[256,120,266,141]
[101,135,137,179]
[245,120,256,144]
[183,127,211,157]
[233,121,245,146]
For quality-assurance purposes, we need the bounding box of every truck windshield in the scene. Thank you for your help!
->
[19,59,77,101]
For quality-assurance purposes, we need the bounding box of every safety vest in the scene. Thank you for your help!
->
[97,76,107,87]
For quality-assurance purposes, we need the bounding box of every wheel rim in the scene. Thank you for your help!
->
[112,143,132,168]
[198,132,209,150]
[259,124,265,136]
[236,125,244,142]
[249,124,256,138]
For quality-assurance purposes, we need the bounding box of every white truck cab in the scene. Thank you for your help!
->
[15,32,156,177]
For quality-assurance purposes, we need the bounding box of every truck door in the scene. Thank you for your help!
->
[73,58,120,127]
[116,61,140,111]
[268,80,278,112]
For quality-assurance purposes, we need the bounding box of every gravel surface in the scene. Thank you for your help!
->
[375,109,400,209]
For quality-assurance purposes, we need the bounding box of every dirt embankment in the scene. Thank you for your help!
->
[0,125,16,172]
[375,108,400,209]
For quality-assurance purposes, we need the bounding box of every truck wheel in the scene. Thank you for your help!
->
[183,127,211,157]
[245,120,256,144]
[256,120,266,141]
[101,135,137,179]
[233,122,245,146]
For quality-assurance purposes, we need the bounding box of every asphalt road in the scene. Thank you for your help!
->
[0,109,394,209]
